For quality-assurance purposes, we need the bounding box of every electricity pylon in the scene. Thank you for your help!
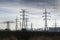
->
[20,9,28,29]
[31,22,33,30]
[54,19,58,31]
[0,21,14,30]
[42,9,50,31]
[55,19,57,28]
[25,16,28,29]
[20,21,21,29]
[15,16,18,30]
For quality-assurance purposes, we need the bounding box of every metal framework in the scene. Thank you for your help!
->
[42,9,50,31]
[55,19,57,28]
[31,22,33,30]
[20,9,28,29]
[2,21,14,30]
[15,16,18,30]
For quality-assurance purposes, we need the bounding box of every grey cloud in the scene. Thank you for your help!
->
[22,0,55,2]
[20,0,57,9]
[0,0,57,6]
[0,0,21,3]
[0,0,58,9]
[22,0,56,5]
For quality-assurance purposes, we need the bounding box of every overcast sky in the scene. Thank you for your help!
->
[0,0,60,30]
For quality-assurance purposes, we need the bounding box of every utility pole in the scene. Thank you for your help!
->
[42,9,50,31]
[20,9,28,29]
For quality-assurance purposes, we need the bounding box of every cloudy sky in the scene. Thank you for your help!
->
[0,0,60,30]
